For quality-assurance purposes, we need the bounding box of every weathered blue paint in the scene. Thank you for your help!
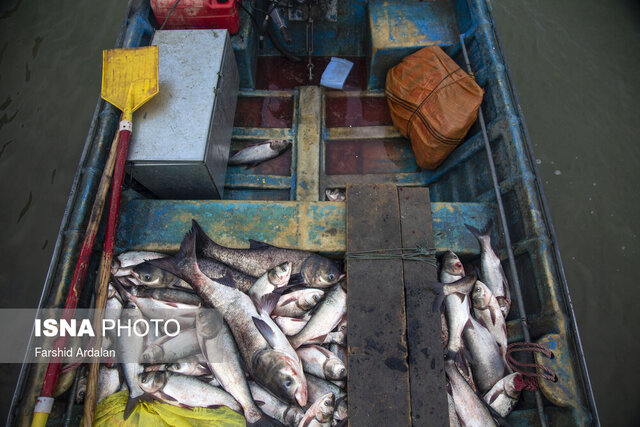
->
[231,0,258,88]
[367,0,459,88]
[225,173,292,189]
[116,199,495,256]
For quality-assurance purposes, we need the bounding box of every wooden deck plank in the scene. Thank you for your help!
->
[398,187,449,426]
[346,183,411,427]
[116,197,496,256]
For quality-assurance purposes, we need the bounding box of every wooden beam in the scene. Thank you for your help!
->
[346,183,411,427]
[398,187,449,425]
[116,198,496,256]
[295,86,322,201]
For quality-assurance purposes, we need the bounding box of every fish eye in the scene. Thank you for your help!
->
[284,378,292,388]
[144,273,152,281]
[328,273,335,281]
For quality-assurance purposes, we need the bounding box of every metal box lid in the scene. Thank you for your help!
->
[129,29,230,162]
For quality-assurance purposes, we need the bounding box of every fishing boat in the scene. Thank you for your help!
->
[9,0,599,425]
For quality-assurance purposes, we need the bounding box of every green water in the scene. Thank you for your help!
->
[0,0,637,424]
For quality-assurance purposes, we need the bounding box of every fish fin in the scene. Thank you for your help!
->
[488,390,501,404]
[288,273,305,286]
[157,390,178,403]
[260,292,281,316]
[477,316,487,329]
[247,239,272,249]
[454,292,466,303]
[464,219,493,241]
[253,316,277,348]
[254,400,266,407]
[482,398,511,427]
[110,279,132,302]
[216,271,236,288]
[278,295,298,306]
[490,308,497,326]
[446,381,453,396]
[123,395,145,420]
[301,417,313,427]
[426,282,445,312]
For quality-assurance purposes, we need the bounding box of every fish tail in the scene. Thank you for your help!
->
[148,229,198,281]
[123,394,145,420]
[464,219,493,240]
[191,219,220,256]
[245,416,277,427]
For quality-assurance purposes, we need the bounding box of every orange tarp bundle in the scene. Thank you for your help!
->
[385,46,484,169]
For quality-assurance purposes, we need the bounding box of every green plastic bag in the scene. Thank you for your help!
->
[93,391,246,427]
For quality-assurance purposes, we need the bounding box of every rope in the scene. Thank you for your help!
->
[159,0,182,31]
[344,243,436,266]
[506,342,558,383]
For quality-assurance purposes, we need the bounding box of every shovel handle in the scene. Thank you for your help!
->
[82,123,131,426]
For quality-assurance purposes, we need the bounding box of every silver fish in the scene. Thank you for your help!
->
[228,139,292,166]
[325,188,345,202]
[249,381,305,427]
[274,316,310,336]
[462,316,510,393]
[112,251,167,277]
[430,272,477,367]
[289,284,346,349]
[149,228,308,407]
[140,328,201,364]
[196,307,266,424]
[133,257,256,292]
[328,344,346,366]
[112,281,198,330]
[117,301,147,419]
[166,355,211,377]
[483,373,522,418]
[249,261,292,304]
[193,219,342,288]
[445,360,497,427]
[322,331,346,346]
[272,289,325,318]
[299,392,335,427]
[465,221,511,317]
[97,365,122,404]
[297,345,346,380]
[306,375,347,422]
[472,280,508,361]
[138,371,242,411]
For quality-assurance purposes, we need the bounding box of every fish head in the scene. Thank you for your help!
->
[334,397,348,421]
[299,289,325,310]
[270,139,292,152]
[132,263,170,287]
[504,373,521,399]
[324,358,346,380]
[140,344,164,364]
[268,261,293,287]
[255,350,308,406]
[442,251,464,276]
[472,280,491,309]
[138,371,167,394]
[325,188,346,202]
[302,256,343,288]
[195,307,223,339]
[310,392,335,423]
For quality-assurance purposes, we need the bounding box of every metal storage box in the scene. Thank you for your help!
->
[128,29,238,199]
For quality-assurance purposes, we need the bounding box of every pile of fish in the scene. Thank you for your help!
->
[434,220,527,426]
[96,219,347,426]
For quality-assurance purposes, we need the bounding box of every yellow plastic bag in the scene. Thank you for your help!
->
[93,391,246,427]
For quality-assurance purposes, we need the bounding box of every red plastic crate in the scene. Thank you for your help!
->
[151,0,241,34]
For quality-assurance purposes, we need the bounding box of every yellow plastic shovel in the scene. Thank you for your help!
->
[30,45,159,427]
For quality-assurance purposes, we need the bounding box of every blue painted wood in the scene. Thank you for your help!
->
[367,0,459,88]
